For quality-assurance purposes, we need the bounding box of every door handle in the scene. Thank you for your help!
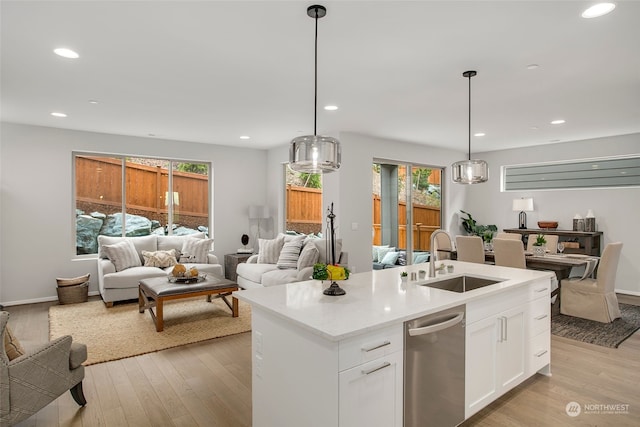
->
[408,312,464,336]
[362,361,391,375]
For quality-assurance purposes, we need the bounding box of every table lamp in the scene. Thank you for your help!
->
[512,198,534,229]
[249,205,270,240]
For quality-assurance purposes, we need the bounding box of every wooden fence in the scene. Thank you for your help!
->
[75,156,208,227]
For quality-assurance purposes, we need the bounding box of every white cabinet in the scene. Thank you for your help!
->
[465,278,550,419]
[465,303,526,417]
[339,351,403,427]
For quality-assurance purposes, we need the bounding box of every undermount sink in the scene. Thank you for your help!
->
[421,274,504,293]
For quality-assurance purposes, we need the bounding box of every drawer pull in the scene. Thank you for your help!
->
[362,362,391,375]
[535,314,548,320]
[535,350,548,357]
[361,340,391,352]
[534,287,548,293]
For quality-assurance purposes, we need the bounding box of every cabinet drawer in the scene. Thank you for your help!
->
[339,324,403,371]
[467,286,527,324]
[529,298,550,337]
[529,279,550,301]
[528,329,550,374]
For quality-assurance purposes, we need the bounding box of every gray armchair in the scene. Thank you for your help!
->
[1,312,87,426]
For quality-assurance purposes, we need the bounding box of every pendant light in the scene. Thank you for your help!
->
[452,70,489,184]
[289,5,341,174]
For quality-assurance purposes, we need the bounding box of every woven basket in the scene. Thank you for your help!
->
[56,273,90,287]
[56,281,89,304]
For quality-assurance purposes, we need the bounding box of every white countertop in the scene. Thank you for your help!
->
[234,261,554,341]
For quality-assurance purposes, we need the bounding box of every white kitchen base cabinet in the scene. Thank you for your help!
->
[251,307,403,427]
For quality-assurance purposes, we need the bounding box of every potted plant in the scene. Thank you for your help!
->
[400,271,408,282]
[532,234,547,257]
[460,210,497,239]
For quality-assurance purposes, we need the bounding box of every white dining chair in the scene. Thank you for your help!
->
[493,238,526,269]
[455,235,485,264]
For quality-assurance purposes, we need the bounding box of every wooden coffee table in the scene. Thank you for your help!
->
[139,275,239,332]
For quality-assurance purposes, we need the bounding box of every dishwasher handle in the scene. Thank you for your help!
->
[408,312,464,336]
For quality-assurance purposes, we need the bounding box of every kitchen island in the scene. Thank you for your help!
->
[234,261,554,427]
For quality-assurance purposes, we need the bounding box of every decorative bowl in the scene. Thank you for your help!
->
[538,221,558,229]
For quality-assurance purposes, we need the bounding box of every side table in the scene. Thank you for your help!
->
[225,253,252,281]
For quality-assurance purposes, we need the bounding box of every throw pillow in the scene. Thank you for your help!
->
[257,236,285,264]
[414,253,430,264]
[142,249,178,268]
[376,246,396,263]
[397,251,407,266]
[380,251,399,266]
[180,238,213,263]
[277,237,305,269]
[372,245,389,262]
[297,243,320,270]
[102,240,142,271]
[3,325,25,361]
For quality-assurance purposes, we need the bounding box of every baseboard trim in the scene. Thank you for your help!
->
[1,290,100,307]
[616,289,640,297]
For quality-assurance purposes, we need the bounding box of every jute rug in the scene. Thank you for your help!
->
[49,297,251,365]
[551,303,640,348]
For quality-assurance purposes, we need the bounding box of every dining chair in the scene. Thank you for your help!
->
[455,235,485,264]
[560,242,623,323]
[493,238,526,269]
[495,232,522,240]
[526,234,559,254]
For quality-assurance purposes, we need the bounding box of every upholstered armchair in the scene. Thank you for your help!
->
[561,242,623,323]
[1,312,87,426]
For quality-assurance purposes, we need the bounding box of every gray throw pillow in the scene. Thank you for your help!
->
[102,240,142,271]
[277,237,305,269]
[180,238,213,263]
[297,243,320,270]
[258,236,285,264]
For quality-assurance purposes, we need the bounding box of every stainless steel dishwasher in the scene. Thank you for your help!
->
[404,305,465,427]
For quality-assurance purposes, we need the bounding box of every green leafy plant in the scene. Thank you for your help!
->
[460,210,497,242]
[400,271,408,277]
[534,234,547,246]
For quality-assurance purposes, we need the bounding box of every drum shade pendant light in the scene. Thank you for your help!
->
[289,5,341,174]
[452,71,489,184]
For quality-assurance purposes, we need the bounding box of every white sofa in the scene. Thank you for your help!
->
[97,233,223,306]
[236,234,348,290]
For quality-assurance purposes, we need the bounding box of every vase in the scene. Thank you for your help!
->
[532,245,546,257]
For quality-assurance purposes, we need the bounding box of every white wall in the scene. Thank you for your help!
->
[0,123,269,305]
[268,132,467,275]
[466,133,640,295]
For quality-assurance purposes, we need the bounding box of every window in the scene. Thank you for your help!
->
[285,166,323,236]
[503,155,640,191]
[74,154,211,255]
[373,161,443,265]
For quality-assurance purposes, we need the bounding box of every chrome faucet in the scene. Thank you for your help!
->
[429,229,449,277]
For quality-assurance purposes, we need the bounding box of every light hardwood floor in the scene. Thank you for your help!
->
[5,295,640,426]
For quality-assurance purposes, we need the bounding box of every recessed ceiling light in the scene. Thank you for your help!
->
[88,100,99,104]
[324,105,338,111]
[240,135,250,140]
[53,48,79,59]
[582,3,616,19]
[530,126,539,130]
[551,119,566,125]
[51,112,67,117]
[526,64,539,70]
[474,132,486,137]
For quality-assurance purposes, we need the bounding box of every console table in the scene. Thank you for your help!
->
[502,228,603,256]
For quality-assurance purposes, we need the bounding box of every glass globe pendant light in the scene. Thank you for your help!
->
[452,70,489,184]
[289,5,341,174]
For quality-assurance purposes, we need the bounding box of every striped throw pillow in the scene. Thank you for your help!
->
[257,236,285,264]
[297,243,320,270]
[102,240,142,271]
[277,238,305,269]
[180,238,213,263]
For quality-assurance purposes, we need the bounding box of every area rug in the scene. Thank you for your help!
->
[49,298,251,365]
[551,303,640,348]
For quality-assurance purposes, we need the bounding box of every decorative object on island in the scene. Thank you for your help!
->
[452,70,489,184]
[512,197,534,229]
[532,234,547,257]
[400,271,408,282]
[460,210,497,242]
[249,205,269,240]
[289,4,341,174]
[312,203,349,295]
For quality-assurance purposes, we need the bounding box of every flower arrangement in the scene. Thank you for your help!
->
[313,263,350,281]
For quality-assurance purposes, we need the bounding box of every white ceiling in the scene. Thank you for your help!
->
[2,1,640,153]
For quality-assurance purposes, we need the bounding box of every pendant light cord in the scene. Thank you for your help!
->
[313,7,319,136]
[468,73,471,161]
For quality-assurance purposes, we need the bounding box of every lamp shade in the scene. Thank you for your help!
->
[289,135,341,173]
[452,159,489,184]
[512,198,534,212]
[249,205,269,219]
